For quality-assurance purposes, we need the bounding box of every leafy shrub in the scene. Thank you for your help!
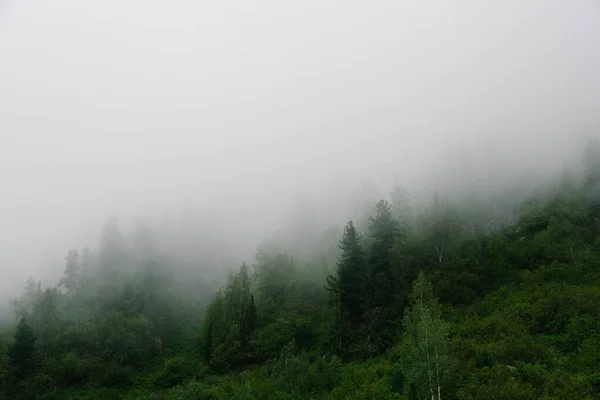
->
[153,356,202,388]
[101,362,135,387]
[163,380,219,400]
[46,352,92,387]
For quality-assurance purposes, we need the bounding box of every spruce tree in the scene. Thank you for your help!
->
[325,221,367,355]
[203,323,213,364]
[366,200,401,352]
[7,317,36,381]
[36,289,60,360]
[337,221,367,323]
[368,201,400,305]
[60,250,80,294]
[241,294,257,344]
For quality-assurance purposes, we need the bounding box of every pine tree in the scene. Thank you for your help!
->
[368,201,400,304]
[337,221,367,322]
[7,317,36,381]
[237,263,252,329]
[36,289,60,360]
[391,185,414,235]
[10,277,41,322]
[241,294,257,344]
[254,252,296,312]
[365,201,401,352]
[60,250,80,294]
[324,273,344,354]
[369,200,399,243]
[203,323,213,364]
[325,221,367,355]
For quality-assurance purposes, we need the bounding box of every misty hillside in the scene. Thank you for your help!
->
[1,144,600,399]
[2,0,600,399]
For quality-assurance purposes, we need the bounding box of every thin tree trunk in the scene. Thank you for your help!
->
[434,341,441,400]
[426,347,434,400]
[435,244,443,264]
[420,293,435,400]
[338,296,342,353]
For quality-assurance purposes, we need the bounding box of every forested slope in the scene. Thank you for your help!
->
[1,146,600,399]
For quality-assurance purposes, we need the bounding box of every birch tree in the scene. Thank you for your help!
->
[399,271,450,400]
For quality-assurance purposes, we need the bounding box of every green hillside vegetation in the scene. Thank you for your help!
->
[2,144,600,399]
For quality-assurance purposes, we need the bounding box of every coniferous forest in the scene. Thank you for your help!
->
[0,141,599,400]
[3,1,600,398]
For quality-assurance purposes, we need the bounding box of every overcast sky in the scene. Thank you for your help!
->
[1,0,600,297]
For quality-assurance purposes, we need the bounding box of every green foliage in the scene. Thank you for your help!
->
[324,221,367,358]
[365,200,404,353]
[201,263,258,370]
[161,380,220,400]
[7,317,37,381]
[44,352,92,387]
[152,356,204,388]
[5,157,600,399]
[398,272,449,400]
[457,365,537,400]
[60,250,80,294]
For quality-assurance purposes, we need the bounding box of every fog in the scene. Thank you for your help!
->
[1,1,600,305]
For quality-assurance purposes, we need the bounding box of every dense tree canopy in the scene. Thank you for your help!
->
[2,149,600,399]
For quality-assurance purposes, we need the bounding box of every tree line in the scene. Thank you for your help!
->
[1,140,600,399]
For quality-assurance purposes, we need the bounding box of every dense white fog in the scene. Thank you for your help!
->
[1,0,599,305]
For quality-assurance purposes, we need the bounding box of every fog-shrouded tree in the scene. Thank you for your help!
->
[35,288,60,360]
[10,277,41,324]
[325,220,366,356]
[3,141,600,399]
[7,317,36,382]
[391,184,414,234]
[60,250,80,295]
[365,200,402,353]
